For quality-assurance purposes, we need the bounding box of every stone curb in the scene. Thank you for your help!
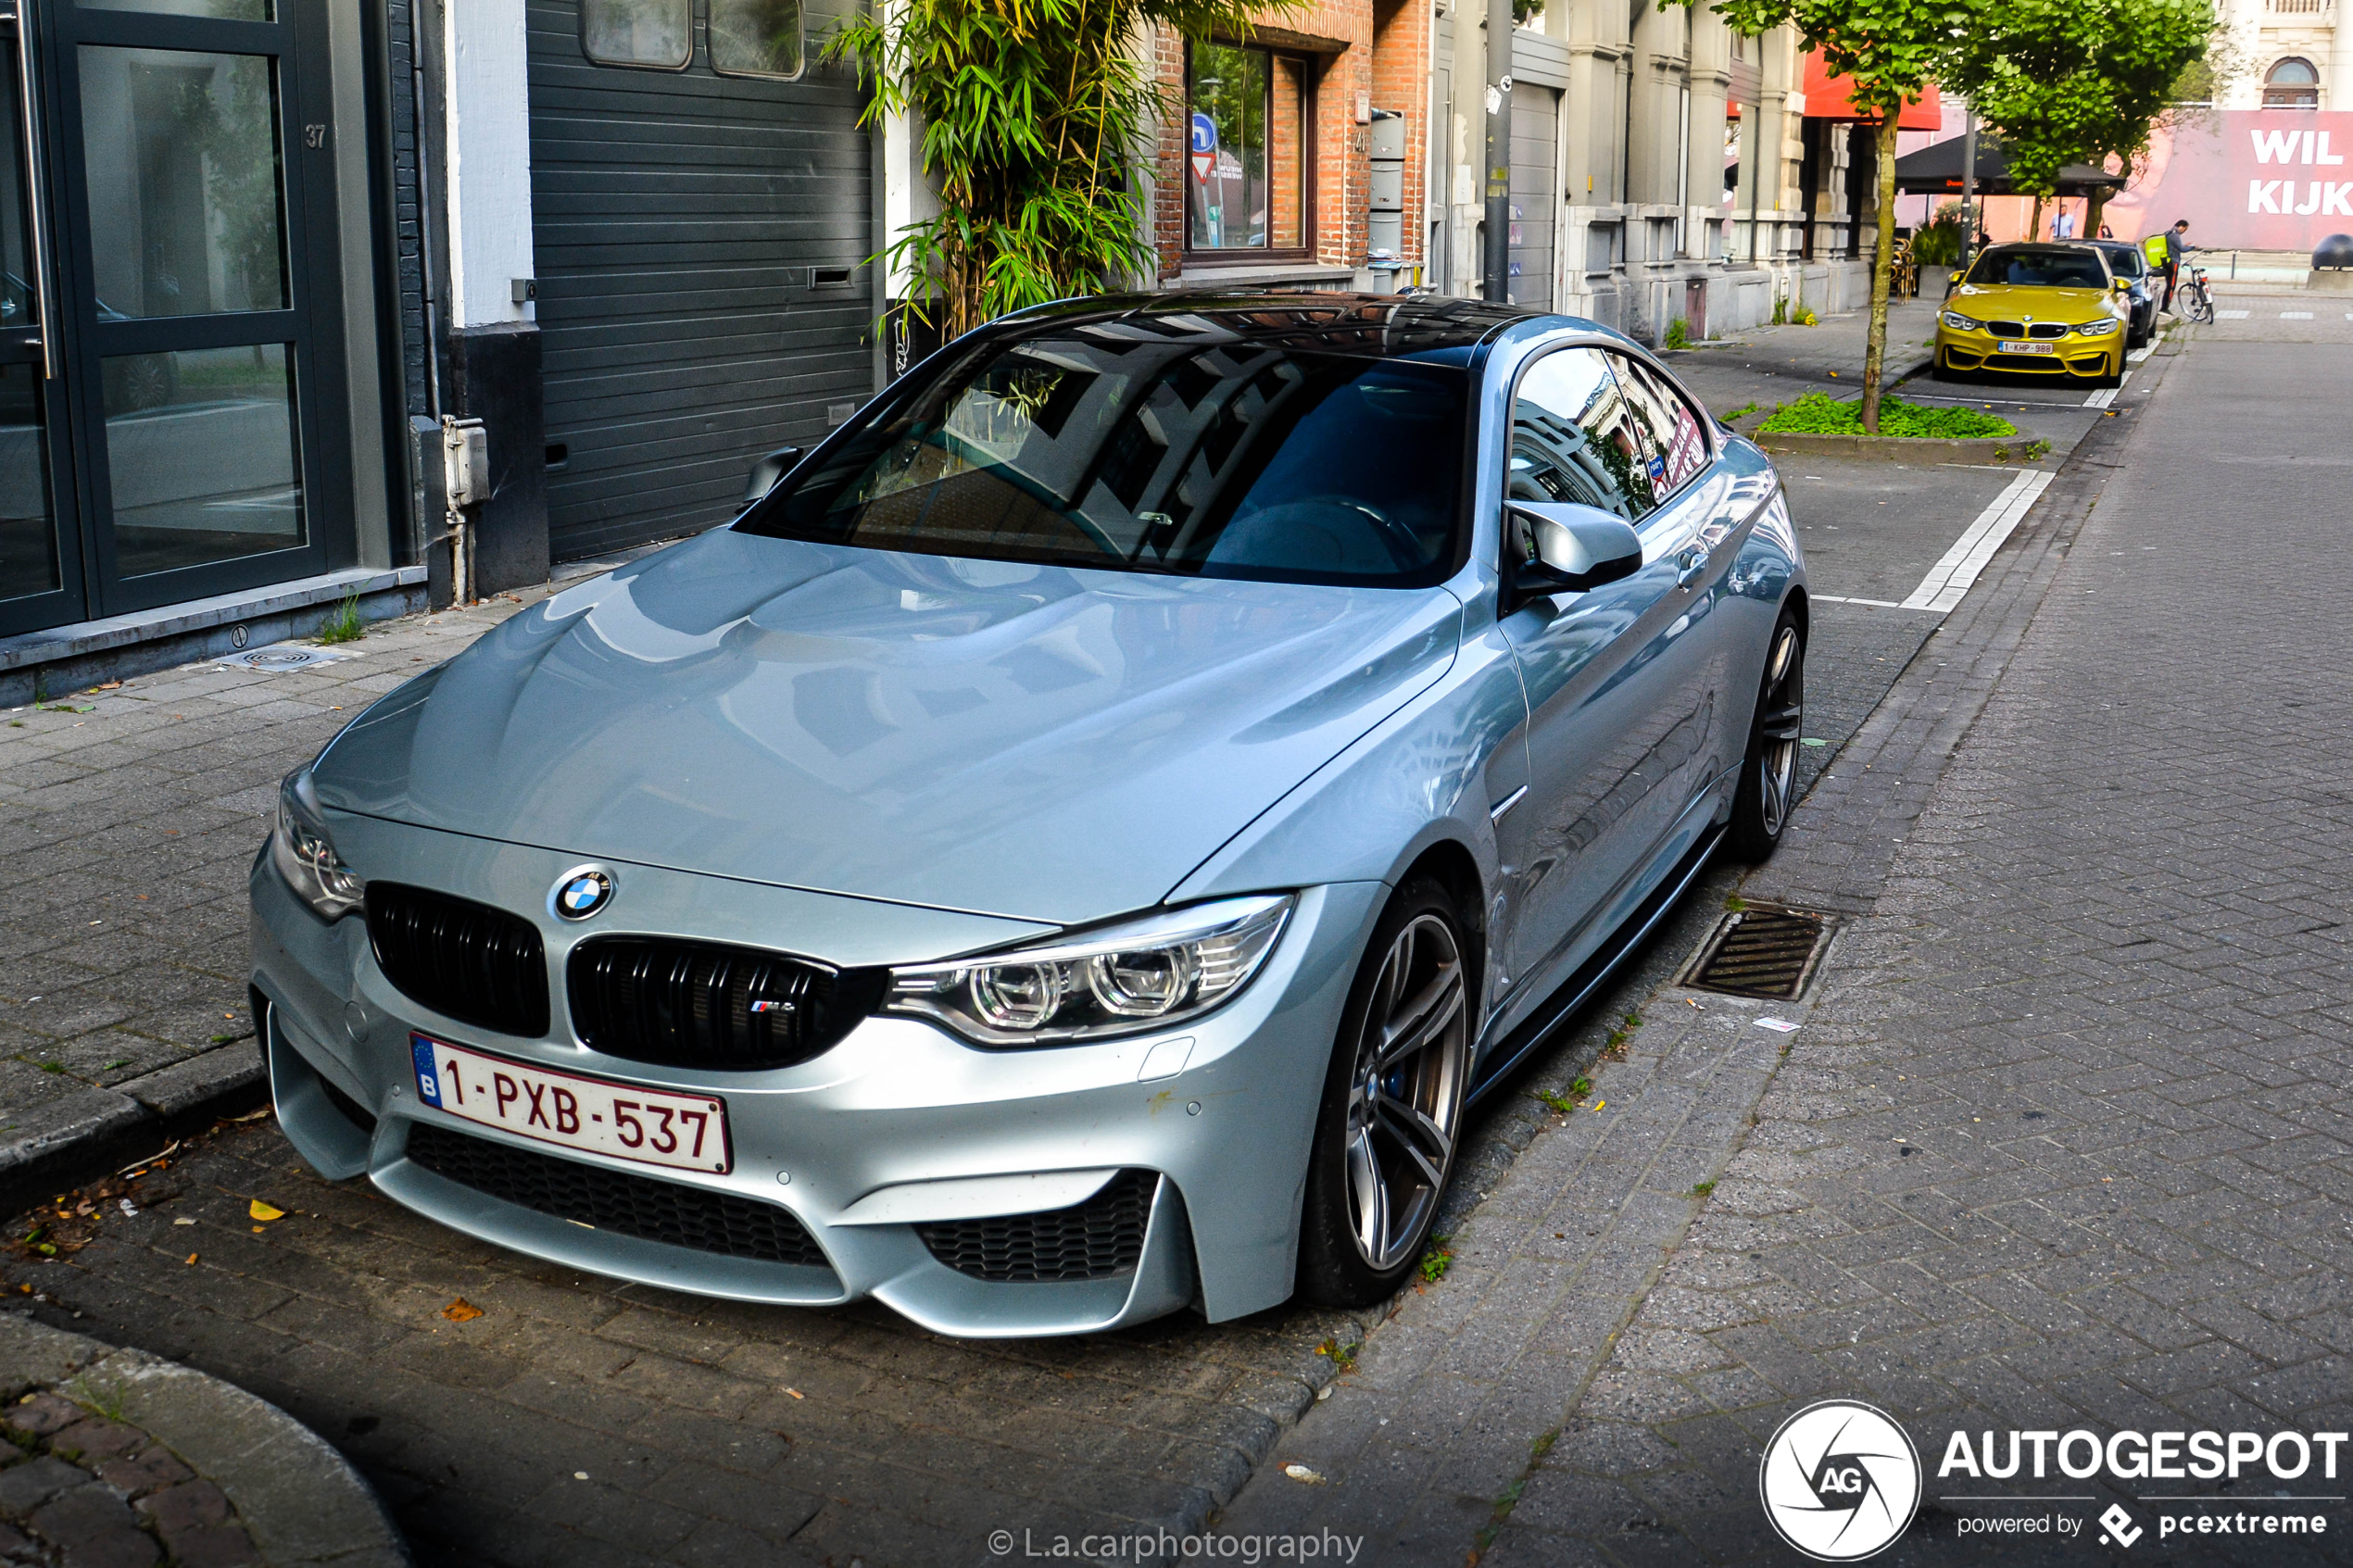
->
[1753,429,2040,463]
[0,1311,408,1568]
[0,1046,268,1217]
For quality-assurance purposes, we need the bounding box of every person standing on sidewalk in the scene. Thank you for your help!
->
[2160,219,2191,311]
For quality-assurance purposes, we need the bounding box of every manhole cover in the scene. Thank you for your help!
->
[1679,906,1835,1000]
[219,643,346,672]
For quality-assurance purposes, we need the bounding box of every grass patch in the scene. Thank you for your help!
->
[1418,1236,1453,1285]
[1690,1180,1717,1198]
[1722,401,1760,422]
[1665,318,1692,351]
[1315,1337,1361,1373]
[315,589,365,646]
[1758,391,2018,440]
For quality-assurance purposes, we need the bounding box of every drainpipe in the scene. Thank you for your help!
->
[1483,0,1513,301]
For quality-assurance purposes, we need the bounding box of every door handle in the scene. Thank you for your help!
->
[0,0,52,382]
[1676,545,1710,583]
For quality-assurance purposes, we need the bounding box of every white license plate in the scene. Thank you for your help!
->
[410,1035,732,1174]
[1998,341,2055,355]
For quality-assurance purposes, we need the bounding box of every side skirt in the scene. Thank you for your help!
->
[1464,822,1726,1106]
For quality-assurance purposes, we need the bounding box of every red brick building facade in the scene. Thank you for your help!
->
[1148,0,1430,286]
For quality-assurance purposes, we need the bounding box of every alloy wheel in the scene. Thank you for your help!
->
[1340,913,1468,1273]
[1756,625,1805,836]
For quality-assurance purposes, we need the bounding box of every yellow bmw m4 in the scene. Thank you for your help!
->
[1935,243,2129,388]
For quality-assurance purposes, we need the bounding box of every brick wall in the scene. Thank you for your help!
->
[1149,0,1424,282]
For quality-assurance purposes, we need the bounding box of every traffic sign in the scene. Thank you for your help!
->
[1190,112,1217,155]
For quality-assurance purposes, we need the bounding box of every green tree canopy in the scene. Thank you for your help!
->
[1672,0,1974,431]
[1939,0,2213,210]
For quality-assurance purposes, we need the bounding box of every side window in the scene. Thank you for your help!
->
[1608,357,1711,495]
[711,0,805,78]
[584,0,693,69]
[1507,346,1657,523]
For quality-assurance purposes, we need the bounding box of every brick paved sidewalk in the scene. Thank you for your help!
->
[1483,324,2353,1560]
[0,592,546,1202]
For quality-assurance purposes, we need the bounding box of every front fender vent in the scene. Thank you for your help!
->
[917,1170,1156,1283]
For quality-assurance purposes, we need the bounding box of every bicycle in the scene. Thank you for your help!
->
[2175,262,2215,324]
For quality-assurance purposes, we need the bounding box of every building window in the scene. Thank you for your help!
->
[583,0,692,69]
[711,0,804,78]
[1187,42,1308,254]
[2264,57,2321,109]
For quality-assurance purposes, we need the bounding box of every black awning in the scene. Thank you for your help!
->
[1892,137,2126,197]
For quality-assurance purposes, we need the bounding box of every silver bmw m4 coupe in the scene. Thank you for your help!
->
[250,293,1806,1338]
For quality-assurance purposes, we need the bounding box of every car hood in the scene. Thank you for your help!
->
[1949,283,2120,321]
[314,529,1463,928]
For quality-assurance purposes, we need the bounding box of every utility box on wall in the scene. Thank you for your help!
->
[1368,108,1407,286]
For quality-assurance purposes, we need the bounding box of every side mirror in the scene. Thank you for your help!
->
[744,445,804,507]
[1505,501,1645,601]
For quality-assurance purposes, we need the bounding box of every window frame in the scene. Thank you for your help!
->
[2264,56,2321,109]
[580,0,696,71]
[708,0,807,82]
[1182,38,1318,264]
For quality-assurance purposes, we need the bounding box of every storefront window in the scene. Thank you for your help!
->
[584,0,692,69]
[711,0,804,79]
[1188,42,1306,252]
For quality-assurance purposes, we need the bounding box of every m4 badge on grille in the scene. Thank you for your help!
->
[553,868,614,921]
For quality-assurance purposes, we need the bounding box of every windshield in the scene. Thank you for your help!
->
[736,326,1469,587]
[2097,245,2146,278]
[1966,248,2110,289]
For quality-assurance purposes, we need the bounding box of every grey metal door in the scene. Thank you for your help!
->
[1507,82,1554,310]
[526,0,872,561]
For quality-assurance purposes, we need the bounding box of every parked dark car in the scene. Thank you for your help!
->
[2087,239,2158,349]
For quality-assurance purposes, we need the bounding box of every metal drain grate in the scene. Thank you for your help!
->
[218,643,348,672]
[1679,906,1834,1000]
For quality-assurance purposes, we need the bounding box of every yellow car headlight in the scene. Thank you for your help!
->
[2074,318,2121,337]
[1941,311,1982,332]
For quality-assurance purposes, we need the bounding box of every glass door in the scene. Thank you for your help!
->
[0,0,84,635]
[3,0,346,629]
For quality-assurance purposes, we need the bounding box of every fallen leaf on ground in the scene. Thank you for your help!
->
[248,1199,284,1222]
[184,1253,197,1265]
[171,1218,195,1226]
[784,1387,804,1399]
[442,1298,484,1323]
[1283,1463,1325,1484]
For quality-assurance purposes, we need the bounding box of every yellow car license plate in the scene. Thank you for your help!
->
[411,1034,732,1173]
[1997,341,2055,355]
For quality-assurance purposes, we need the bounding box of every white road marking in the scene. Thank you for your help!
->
[1901,470,2057,613]
[2282,311,2315,320]
[1810,595,1908,608]
[2217,309,2251,320]
[2127,344,2158,363]
[2082,384,2119,409]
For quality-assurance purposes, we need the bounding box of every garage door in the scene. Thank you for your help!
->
[1508,82,1557,310]
[527,0,874,561]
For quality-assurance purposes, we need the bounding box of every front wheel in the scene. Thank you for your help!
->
[1297,880,1473,1307]
[1727,611,1805,862]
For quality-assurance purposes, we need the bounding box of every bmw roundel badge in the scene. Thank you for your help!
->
[553,869,614,921]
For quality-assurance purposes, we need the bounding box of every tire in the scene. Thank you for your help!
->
[1726,610,1805,862]
[1296,878,1473,1308]
[1931,356,1964,383]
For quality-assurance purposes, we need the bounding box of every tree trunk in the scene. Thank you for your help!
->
[2086,155,2126,235]
[1861,112,1900,435]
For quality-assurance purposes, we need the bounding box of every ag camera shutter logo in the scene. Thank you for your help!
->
[1759,1399,1922,1561]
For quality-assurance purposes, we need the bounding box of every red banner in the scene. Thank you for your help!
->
[2103,111,2353,250]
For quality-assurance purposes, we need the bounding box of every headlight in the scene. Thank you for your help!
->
[885,895,1292,1047]
[271,769,365,921]
[2074,317,2120,336]
[1941,311,1982,332]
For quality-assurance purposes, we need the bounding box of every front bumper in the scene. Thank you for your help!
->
[249,812,1381,1337]
[1937,329,2120,377]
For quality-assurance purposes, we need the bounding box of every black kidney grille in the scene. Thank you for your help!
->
[405,1122,830,1271]
[917,1170,1157,1284]
[569,936,877,1071]
[367,884,549,1037]
[1987,320,2025,337]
